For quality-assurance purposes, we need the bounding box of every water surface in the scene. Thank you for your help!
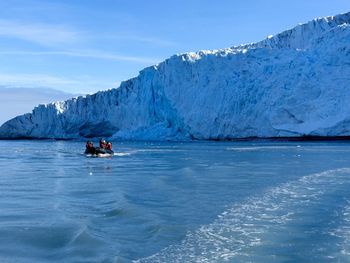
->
[0,140,350,262]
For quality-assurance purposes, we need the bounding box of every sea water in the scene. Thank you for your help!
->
[0,140,350,262]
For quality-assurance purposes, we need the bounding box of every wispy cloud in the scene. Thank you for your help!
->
[0,19,164,64]
[62,49,161,64]
[0,49,161,64]
[101,34,177,47]
[0,73,114,93]
[0,73,79,88]
[0,19,79,46]
[0,19,176,49]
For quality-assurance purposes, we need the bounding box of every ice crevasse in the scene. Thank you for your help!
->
[1,12,350,140]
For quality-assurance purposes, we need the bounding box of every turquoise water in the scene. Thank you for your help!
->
[1,140,350,262]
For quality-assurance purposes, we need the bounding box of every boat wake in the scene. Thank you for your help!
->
[113,152,132,156]
[83,152,133,158]
[136,168,350,263]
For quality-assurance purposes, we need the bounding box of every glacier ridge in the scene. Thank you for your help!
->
[1,12,350,140]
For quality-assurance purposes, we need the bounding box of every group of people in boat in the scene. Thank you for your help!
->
[85,138,114,155]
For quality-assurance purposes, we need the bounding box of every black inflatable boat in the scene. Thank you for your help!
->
[85,147,114,157]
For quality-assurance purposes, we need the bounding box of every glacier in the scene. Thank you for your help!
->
[1,12,350,140]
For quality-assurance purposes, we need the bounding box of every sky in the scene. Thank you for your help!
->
[0,86,75,124]
[0,0,349,94]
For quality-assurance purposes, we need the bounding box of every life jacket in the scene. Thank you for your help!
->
[106,143,112,150]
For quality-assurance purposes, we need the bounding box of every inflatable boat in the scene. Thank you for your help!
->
[85,147,114,157]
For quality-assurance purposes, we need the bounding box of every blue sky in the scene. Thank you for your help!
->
[0,0,349,94]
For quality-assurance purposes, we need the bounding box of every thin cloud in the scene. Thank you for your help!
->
[0,73,112,93]
[0,73,80,88]
[60,50,161,64]
[0,19,79,46]
[0,19,176,49]
[101,34,177,47]
[0,50,161,64]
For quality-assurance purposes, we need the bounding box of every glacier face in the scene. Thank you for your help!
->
[1,12,350,140]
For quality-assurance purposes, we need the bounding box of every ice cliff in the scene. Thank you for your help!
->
[1,12,350,140]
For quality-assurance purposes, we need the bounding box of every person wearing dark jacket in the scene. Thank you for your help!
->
[85,141,96,154]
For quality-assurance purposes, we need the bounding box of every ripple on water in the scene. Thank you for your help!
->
[104,207,135,218]
[0,222,105,261]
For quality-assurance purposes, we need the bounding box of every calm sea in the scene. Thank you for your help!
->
[0,140,350,262]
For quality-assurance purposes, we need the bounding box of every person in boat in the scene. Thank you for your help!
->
[99,138,107,149]
[85,139,113,155]
[85,141,96,154]
[94,138,113,154]
[106,142,113,151]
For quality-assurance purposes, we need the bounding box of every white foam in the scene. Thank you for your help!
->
[135,168,350,263]
[84,152,132,158]
[330,200,350,259]
[113,152,132,156]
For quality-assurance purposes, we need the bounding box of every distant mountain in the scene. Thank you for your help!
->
[1,12,350,139]
[0,87,78,125]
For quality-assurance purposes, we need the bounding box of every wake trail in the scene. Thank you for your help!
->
[136,168,350,263]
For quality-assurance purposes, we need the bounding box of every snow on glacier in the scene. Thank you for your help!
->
[1,12,350,140]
